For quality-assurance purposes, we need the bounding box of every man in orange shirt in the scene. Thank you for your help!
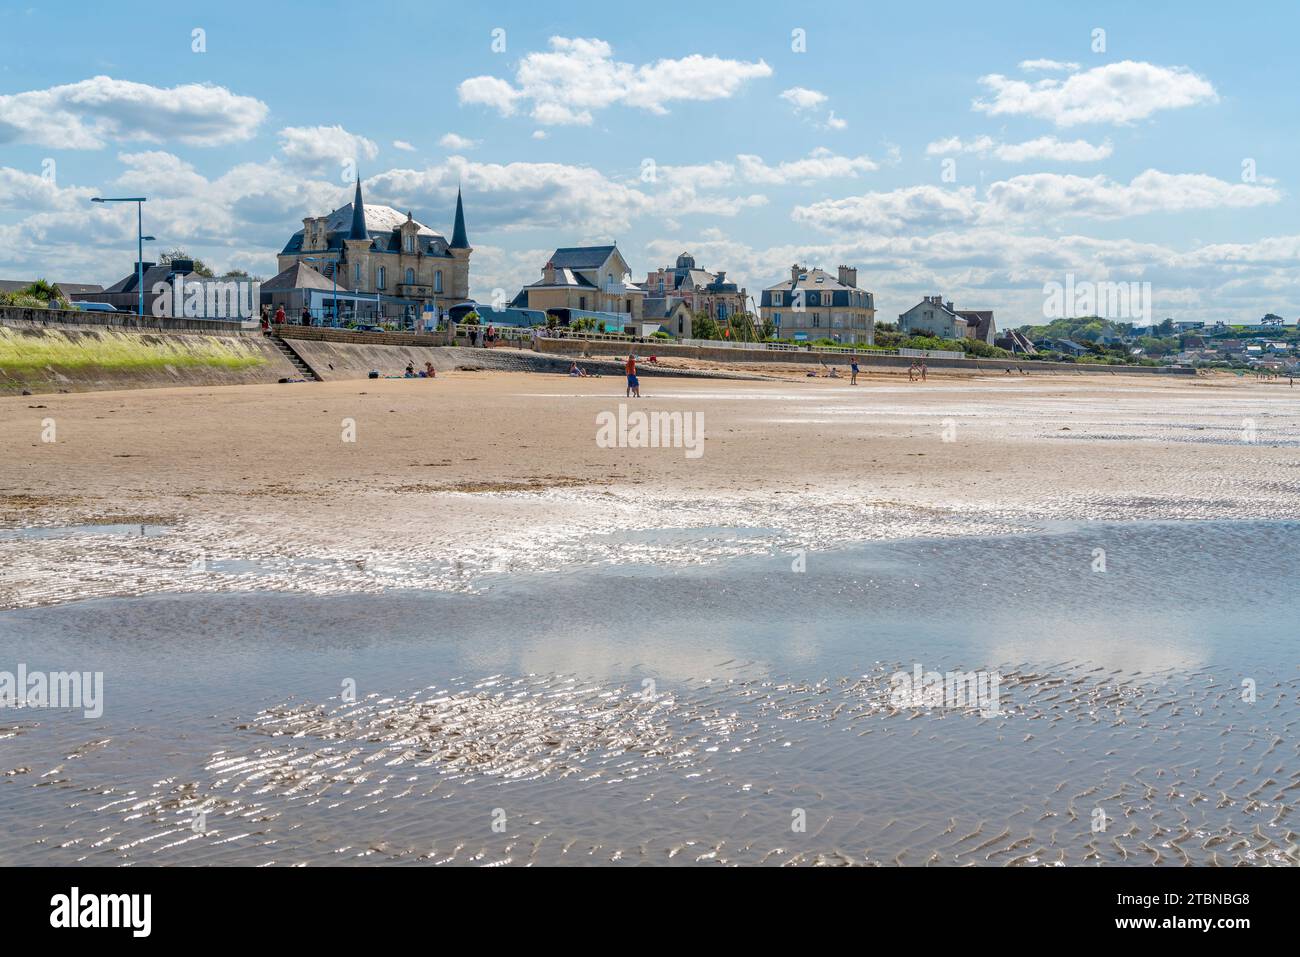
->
[625,354,640,398]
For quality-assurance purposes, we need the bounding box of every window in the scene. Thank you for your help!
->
[404,234,414,253]
[405,268,415,286]
[354,263,362,286]
[678,318,684,334]
[812,313,821,327]
[579,296,586,310]
[376,266,386,290]
[434,270,443,293]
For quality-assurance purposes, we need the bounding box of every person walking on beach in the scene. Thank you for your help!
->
[850,358,860,385]
[920,359,928,382]
[908,361,918,382]
[625,354,640,398]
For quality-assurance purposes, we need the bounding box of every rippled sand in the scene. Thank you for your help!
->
[2,373,1298,866]
[4,660,1296,866]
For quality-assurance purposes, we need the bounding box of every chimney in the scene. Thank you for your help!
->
[543,260,556,285]
[791,264,801,285]
[837,265,857,288]
[945,301,954,313]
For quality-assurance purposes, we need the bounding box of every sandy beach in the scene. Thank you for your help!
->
[2,367,1298,608]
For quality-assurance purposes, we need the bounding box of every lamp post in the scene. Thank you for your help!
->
[91,196,148,316]
[303,255,338,325]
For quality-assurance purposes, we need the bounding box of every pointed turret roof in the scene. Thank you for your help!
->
[348,177,367,240]
[450,187,469,249]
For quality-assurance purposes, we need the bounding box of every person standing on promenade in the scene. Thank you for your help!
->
[274,304,286,326]
[625,354,640,398]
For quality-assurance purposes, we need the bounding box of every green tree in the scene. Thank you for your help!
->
[159,249,215,278]
[691,311,721,340]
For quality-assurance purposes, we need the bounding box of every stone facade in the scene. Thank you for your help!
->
[759,265,876,345]
[278,180,471,315]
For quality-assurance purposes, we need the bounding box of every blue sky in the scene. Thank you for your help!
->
[1,0,1297,325]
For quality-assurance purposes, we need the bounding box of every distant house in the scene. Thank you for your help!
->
[1049,338,1088,357]
[640,296,695,337]
[0,279,104,299]
[74,260,199,313]
[511,245,645,319]
[760,265,876,345]
[898,295,996,344]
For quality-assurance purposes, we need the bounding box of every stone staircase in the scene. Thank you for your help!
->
[268,331,321,380]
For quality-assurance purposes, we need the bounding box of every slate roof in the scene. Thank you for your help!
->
[261,262,343,293]
[0,279,103,295]
[450,188,469,249]
[549,246,617,270]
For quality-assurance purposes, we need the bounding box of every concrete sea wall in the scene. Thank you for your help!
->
[0,311,296,395]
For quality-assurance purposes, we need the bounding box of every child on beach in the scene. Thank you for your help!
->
[625,355,640,398]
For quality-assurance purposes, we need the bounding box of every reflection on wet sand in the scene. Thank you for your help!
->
[1,520,1297,866]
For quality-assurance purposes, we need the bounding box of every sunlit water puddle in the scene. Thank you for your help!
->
[0,524,170,541]
[1,519,1296,866]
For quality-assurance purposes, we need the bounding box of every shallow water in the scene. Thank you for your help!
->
[1,520,1297,866]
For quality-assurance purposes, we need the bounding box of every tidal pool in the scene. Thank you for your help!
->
[1,520,1296,866]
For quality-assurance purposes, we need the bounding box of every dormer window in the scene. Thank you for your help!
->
[404,234,414,253]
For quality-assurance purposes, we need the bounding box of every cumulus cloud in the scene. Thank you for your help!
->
[780,86,846,130]
[458,37,771,125]
[780,87,827,111]
[439,132,478,150]
[278,125,379,172]
[793,170,1279,233]
[985,169,1281,219]
[737,148,878,184]
[392,140,416,152]
[925,135,1114,162]
[0,76,268,149]
[0,165,97,211]
[1018,58,1081,73]
[371,158,655,235]
[974,60,1218,126]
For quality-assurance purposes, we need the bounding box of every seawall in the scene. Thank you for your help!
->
[1,307,296,395]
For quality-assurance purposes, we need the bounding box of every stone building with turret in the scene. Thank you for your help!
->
[277,177,471,315]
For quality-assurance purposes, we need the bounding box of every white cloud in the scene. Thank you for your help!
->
[794,185,980,233]
[0,75,267,149]
[439,132,478,150]
[780,87,846,130]
[0,166,97,211]
[371,158,655,235]
[925,135,1114,162]
[278,125,379,174]
[780,87,827,111]
[984,169,1281,219]
[459,36,771,126]
[1018,58,1081,73]
[737,148,878,184]
[974,60,1218,126]
[393,140,416,152]
[793,170,1280,234]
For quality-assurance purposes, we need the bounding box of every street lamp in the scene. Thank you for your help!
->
[303,255,338,326]
[91,196,148,316]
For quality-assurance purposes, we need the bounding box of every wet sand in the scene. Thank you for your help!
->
[2,369,1298,607]
[3,369,1299,866]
